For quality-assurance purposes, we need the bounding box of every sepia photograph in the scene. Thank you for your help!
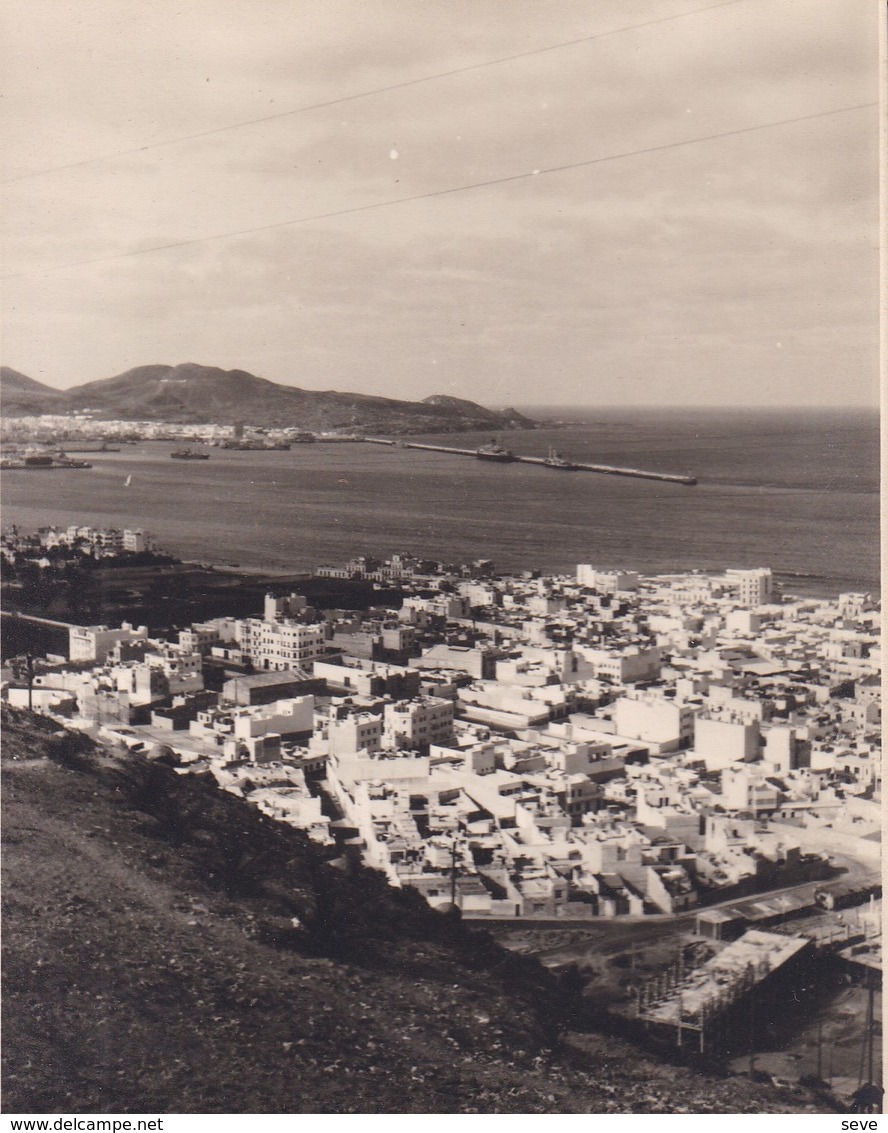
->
[0,0,881,1118]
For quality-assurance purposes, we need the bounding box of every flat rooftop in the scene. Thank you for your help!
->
[224,670,313,687]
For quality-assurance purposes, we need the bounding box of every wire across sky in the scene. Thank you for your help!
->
[2,0,753,185]
[2,101,874,281]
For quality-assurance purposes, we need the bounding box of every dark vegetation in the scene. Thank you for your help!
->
[1,563,404,655]
[2,708,819,1113]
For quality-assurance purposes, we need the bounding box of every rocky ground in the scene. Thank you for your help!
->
[2,708,836,1114]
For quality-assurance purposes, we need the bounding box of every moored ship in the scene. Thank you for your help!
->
[1,454,92,470]
[170,448,210,460]
[220,440,291,451]
[543,447,578,471]
[54,442,121,453]
[476,439,516,463]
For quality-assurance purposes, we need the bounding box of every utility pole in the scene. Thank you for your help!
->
[449,833,459,907]
[857,968,871,1089]
[676,940,685,1049]
[677,987,683,1049]
[866,968,876,1087]
[25,652,34,712]
[748,975,757,1079]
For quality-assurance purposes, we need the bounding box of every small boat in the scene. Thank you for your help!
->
[543,446,578,471]
[476,439,516,463]
[170,449,210,460]
[124,474,133,487]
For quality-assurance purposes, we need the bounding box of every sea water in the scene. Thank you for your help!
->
[1,408,879,597]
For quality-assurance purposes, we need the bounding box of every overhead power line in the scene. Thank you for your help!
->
[2,0,751,184]
[2,101,874,281]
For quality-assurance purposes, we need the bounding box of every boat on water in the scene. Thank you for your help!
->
[55,442,121,453]
[1,454,92,470]
[476,439,516,463]
[543,446,578,471]
[54,457,93,468]
[220,440,291,451]
[170,449,210,460]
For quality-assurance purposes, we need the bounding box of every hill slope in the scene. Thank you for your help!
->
[0,367,64,416]
[1,363,535,433]
[2,710,813,1114]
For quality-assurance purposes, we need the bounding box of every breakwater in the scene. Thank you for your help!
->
[362,438,697,485]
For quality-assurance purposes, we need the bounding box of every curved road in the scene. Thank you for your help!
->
[473,854,880,967]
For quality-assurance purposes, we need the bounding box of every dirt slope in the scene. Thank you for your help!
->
[2,709,818,1114]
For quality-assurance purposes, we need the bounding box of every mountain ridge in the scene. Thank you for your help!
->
[0,363,536,434]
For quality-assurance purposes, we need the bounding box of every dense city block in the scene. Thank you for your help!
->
[5,537,879,923]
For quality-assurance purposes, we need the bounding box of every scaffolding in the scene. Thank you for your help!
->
[636,930,810,1053]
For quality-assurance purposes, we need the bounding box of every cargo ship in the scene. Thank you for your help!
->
[53,443,121,453]
[476,440,516,463]
[543,447,578,471]
[170,448,210,460]
[220,440,291,450]
[1,454,92,470]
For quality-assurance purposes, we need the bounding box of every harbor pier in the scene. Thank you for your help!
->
[362,437,697,485]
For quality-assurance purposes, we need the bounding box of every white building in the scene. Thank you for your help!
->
[694,714,761,770]
[577,565,640,592]
[725,568,773,607]
[69,622,149,663]
[326,711,384,756]
[122,529,150,553]
[764,726,811,773]
[574,645,661,684]
[236,618,325,671]
[614,695,696,752]
[384,696,455,750]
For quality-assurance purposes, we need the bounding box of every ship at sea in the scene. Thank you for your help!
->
[476,439,516,463]
[54,442,121,453]
[170,449,210,461]
[1,453,92,470]
[543,447,578,471]
[220,440,291,451]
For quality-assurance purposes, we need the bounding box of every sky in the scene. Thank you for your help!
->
[0,0,880,407]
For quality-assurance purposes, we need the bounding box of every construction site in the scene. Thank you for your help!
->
[636,929,815,1054]
[630,897,882,1106]
[491,881,881,1109]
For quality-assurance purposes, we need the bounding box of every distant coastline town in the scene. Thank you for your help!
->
[1,412,359,449]
[0,409,695,484]
[4,527,880,929]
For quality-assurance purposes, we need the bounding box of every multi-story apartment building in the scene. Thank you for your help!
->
[576,565,640,593]
[725,568,774,607]
[235,618,326,671]
[614,695,696,751]
[69,622,149,663]
[384,696,455,751]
